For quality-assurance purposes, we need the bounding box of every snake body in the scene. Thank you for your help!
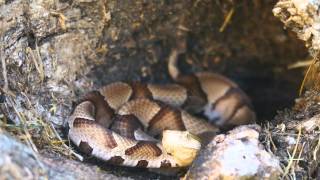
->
[67,50,256,168]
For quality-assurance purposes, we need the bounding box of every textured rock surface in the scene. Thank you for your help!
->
[0,129,131,180]
[273,0,320,55]
[186,125,282,179]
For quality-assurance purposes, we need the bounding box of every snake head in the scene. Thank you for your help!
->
[162,130,201,167]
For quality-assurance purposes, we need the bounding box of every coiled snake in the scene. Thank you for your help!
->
[67,50,256,168]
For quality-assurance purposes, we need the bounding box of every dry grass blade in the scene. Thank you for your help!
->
[299,59,316,96]
[266,123,278,151]
[296,142,305,163]
[219,7,234,32]
[313,136,320,161]
[8,98,39,153]
[282,126,302,178]
[21,92,83,160]
[35,44,45,82]
[47,121,83,161]
[5,97,46,170]
[287,59,313,69]
[27,45,45,83]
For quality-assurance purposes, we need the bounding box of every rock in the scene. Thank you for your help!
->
[186,125,282,179]
[0,129,131,180]
[273,0,320,54]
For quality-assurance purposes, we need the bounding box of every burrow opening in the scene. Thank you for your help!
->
[83,1,308,178]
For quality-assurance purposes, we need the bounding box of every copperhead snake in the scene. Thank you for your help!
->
[67,50,256,168]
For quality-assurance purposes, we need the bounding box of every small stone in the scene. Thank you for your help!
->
[272,7,282,15]
[186,125,282,179]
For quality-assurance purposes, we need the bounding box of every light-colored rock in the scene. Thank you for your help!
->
[273,0,320,55]
[300,114,320,132]
[186,125,282,180]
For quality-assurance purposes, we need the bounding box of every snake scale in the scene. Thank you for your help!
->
[67,50,256,168]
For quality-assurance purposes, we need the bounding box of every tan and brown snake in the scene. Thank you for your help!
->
[67,49,256,168]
